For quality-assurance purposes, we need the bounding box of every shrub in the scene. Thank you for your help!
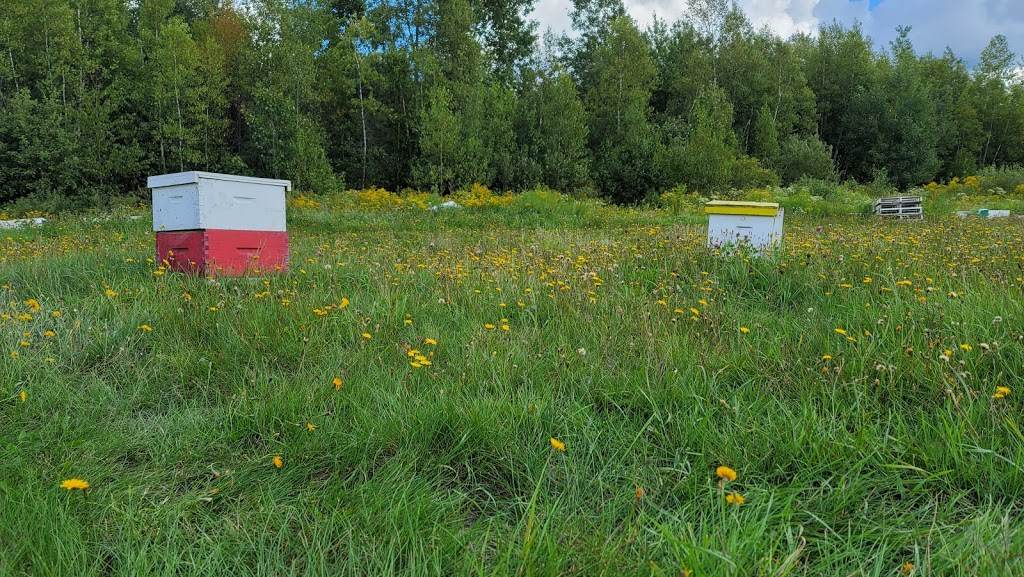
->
[775,136,836,184]
[730,156,780,190]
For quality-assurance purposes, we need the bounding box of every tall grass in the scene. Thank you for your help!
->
[2,208,1023,575]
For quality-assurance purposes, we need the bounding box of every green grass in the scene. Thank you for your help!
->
[2,208,1024,575]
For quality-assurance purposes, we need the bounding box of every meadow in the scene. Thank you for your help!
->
[2,190,1024,575]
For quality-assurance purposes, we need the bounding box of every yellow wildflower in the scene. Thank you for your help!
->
[273,456,283,468]
[550,438,565,452]
[740,327,750,334]
[60,478,89,491]
[725,492,745,505]
[333,377,343,390]
[716,466,737,482]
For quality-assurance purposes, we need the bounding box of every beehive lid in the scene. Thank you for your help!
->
[147,171,293,192]
[704,200,780,216]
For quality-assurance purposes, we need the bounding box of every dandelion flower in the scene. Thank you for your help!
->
[725,492,745,505]
[333,377,343,390]
[307,422,315,431]
[960,344,973,351]
[20,390,27,403]
[484,323,496,330]
[834,328,847,336]
[550,438,566,452]
[361,332,372,339]
[901,562,914,575]
[138,325,152,332]
[339,297,350,309]
[273,455,283,468]
[425,338,437,346]
[716,466,737,482]
[740,327,750,334]
[105,289,117,298]
[60,478,89,491]
[635,486,644,500]
[993,386,1011,399]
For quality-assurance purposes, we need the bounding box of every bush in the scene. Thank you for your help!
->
[775,136,836,184]
[977,165,1024,194]
[730,156,780,190]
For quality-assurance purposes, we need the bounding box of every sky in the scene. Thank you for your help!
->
[530,0,1024,63]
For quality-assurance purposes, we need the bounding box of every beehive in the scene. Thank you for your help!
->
[149,171,291,276]
[705,200,784,252]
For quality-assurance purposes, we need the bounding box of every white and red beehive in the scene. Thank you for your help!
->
[148,171,291,276]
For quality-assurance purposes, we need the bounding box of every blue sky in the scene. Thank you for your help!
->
[531,0,1024,64]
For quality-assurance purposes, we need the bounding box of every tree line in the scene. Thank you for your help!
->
[2,0,1022,207]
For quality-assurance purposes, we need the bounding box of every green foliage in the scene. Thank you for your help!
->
[775,135,837,184]
[677,86,736,193]
[585,16,659,204]
[730,155,779,190]
[5,0,1024,209]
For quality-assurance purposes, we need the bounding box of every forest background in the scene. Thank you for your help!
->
[2,0,1023,209]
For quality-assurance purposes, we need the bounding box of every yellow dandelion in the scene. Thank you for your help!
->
[740,327,750,334]
[902,562,914,574]
[138,325,152,332]
[273,455,283,468]
[20,390,27,403]
[960,344,973,351]
[339,297,350,308]
[834,328,847,336]
[361,332,372,339]
[307,422,315,431]
[635,486,644,500]
[725,492,745,505]
[716,466,737,482]
[425,338,437,345]
[550,438,566,452]
[484,323,496,330]
[60,478,89,491]
[333,377,343,390]
[105,289,117,298]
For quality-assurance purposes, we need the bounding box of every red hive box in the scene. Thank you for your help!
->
[156,230,289,276]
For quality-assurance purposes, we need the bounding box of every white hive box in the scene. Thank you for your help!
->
[149,171,291,232]
[705,200,784,252]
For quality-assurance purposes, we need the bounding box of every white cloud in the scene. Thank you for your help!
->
[530,0,1024,62]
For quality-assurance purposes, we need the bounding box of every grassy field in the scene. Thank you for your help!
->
[2,202,1024,575]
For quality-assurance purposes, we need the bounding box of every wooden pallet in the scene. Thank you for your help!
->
[873,196,923,219]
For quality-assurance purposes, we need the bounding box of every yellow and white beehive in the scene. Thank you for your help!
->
[705,200,783,252]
